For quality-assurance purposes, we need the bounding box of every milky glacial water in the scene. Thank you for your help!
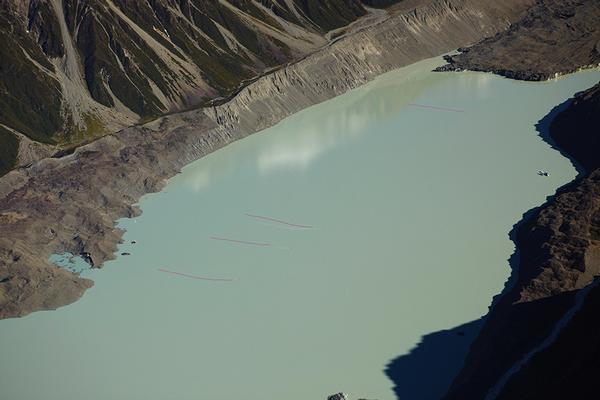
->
[1,58,599,400]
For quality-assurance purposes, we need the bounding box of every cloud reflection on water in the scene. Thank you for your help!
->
[256,107,370,174]
[256,63,447,175]
[181,57,448,191]
[185,168,212,192]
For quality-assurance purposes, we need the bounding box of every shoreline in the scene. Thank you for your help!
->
[441,26,600,400]
[425,2,600,396]
[383,70,600,400]
[2,52,583,400]
[444,81,600,400]
[0,0,531,320]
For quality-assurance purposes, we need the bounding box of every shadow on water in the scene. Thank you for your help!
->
[384,318,483,400]
[383,93,587,400]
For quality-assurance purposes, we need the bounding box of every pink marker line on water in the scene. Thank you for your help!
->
[158,268,234,282]
[210,236,270,247]
[408,103,465,113]
[244,213,313,229]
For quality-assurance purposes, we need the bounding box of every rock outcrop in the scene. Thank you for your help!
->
[0,0,533,319]
[327,393,348,400]
[436,0,600,81]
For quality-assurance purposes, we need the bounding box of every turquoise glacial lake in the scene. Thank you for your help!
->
[1,58,599,400]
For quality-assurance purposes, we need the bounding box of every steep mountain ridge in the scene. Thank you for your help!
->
[0,0,392,175]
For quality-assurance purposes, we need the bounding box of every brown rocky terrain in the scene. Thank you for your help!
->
[494,269,600,400]
[436,0,600,81]
[0,0,533,319]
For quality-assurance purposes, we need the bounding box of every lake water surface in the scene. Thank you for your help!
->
[2,58,599,400]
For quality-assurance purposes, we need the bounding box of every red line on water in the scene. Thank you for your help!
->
[408,103,465,113]
[244,213,313,229]
[158,268,234,282]
[210,236,270,247]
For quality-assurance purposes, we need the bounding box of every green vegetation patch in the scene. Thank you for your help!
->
[362,0,403,8]
[292,0,366,31]
[0,6,63,143]
[61,113,107,146]
[0,126,19,176]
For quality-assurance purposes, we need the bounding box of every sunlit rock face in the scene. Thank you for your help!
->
[0,0,395,172]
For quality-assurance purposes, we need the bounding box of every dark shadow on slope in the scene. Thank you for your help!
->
[534,97,585,176]
[384,319,483,400]
[498,95,587,308]
[499,93,587,305]
[500,94,585,306]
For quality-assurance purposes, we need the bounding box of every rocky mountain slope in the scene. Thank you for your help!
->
[0,0,398,175]
[436,0,600,81]
[0,0,533,319]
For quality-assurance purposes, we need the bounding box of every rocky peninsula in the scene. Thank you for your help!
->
[436,0,600,81]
